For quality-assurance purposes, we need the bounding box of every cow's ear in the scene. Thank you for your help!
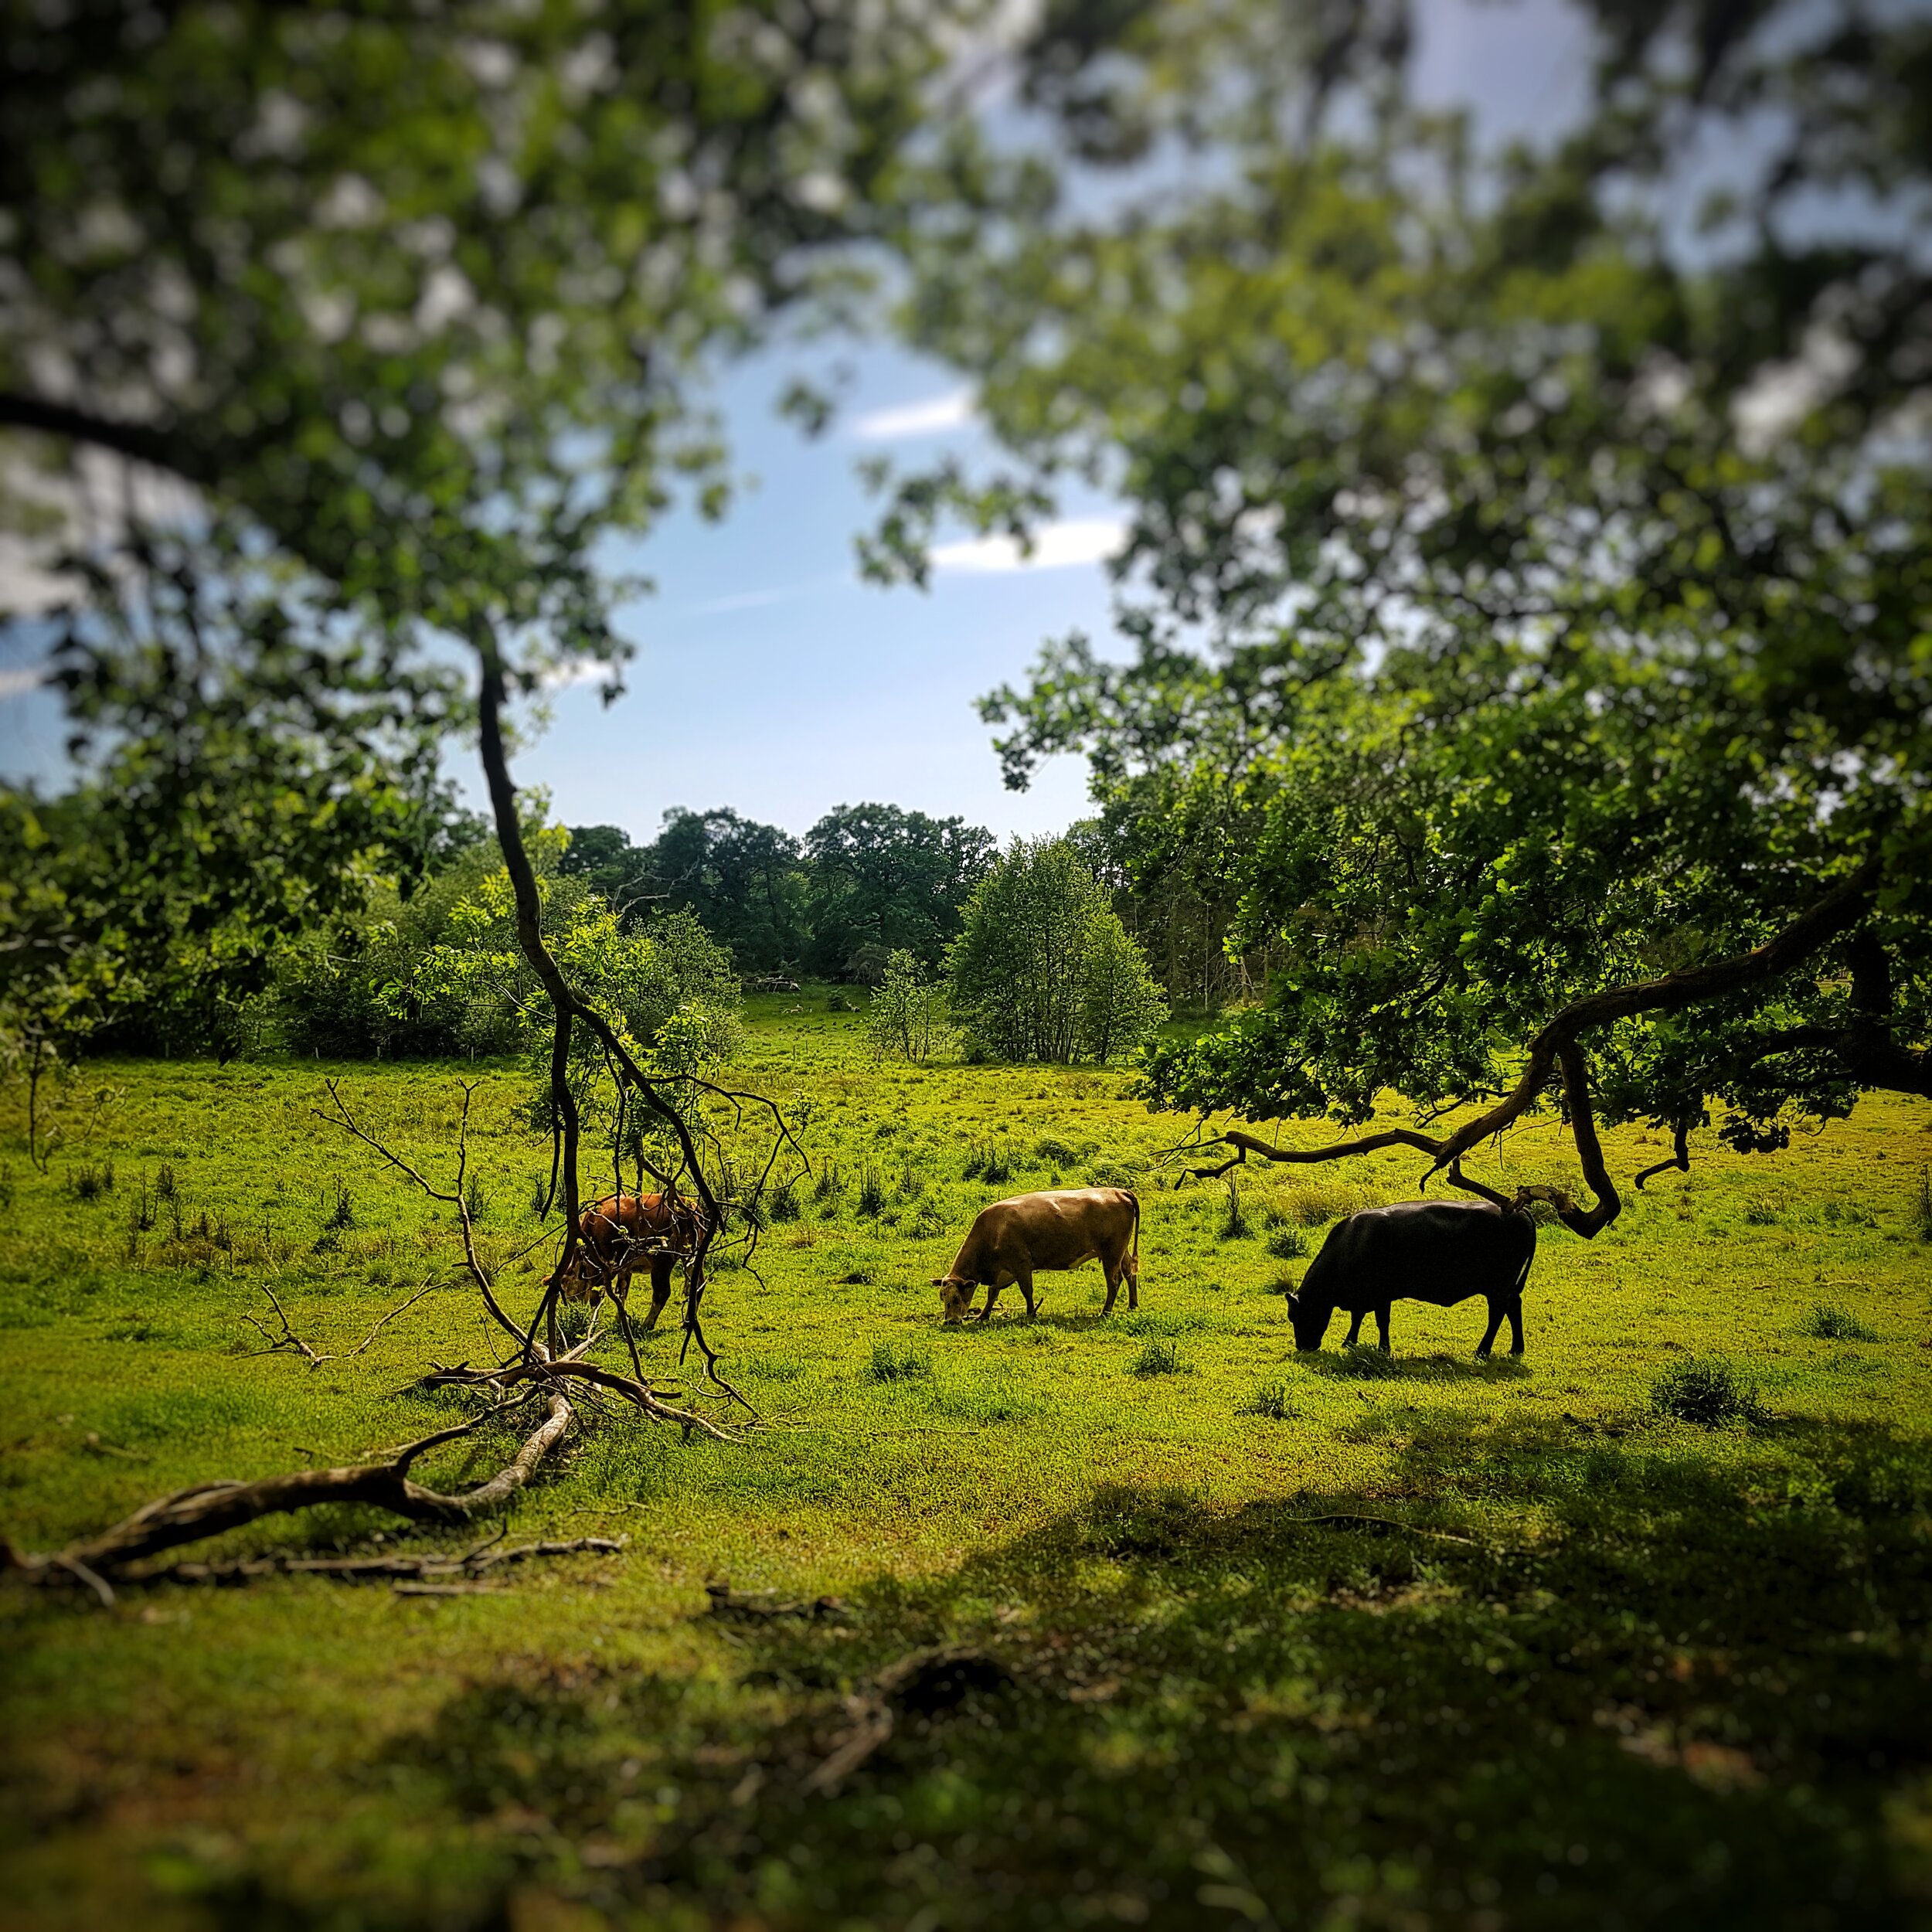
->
[1285,1290,1300,1309]
[930,1277,947,1288]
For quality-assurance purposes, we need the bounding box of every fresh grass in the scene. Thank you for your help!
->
[2,1006,1930,1929]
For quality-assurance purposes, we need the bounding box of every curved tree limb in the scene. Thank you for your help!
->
[1167,861,1883,1235]
[1634,1117,1694,1191]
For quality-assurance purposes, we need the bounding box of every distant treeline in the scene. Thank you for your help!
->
[560,802,996,981]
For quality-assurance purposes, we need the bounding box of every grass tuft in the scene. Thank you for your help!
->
[1916,1168,1932,1243]
[1266,1225,1310,1260]
[1651,1355,1769,1427]
[1334,1343,1401,1379]
[857,1165,886,1218]
[867,1339,933,1383]
[1238,1380,1294,1420]
[1129,1339,1190,1377]
[1801,1303,1879,1342]
[766,1178,801,1223]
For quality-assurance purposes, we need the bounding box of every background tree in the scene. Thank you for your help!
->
[645,808,810,971]
[805,802,996,979]
[879,0,1932,1226]
[865,947,948,1063]
[948,838,1164,1064]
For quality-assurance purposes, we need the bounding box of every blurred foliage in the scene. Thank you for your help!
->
[874,0,1932,1151]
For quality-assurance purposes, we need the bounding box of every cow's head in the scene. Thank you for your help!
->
[932,1275,975,1324]
[1284,1286,1333,1352]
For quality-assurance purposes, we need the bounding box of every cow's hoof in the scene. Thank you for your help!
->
[1474,1347,1492,1359]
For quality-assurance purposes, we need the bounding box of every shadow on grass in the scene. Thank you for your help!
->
[1298,1344,1532,1383]
[198,1412,1932,1931]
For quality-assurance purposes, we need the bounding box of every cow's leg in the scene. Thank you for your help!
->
[1508,1297,1526,1356]
[1343,1308,1366,1345]
[1017,1267,1038,1319]
[978,1281,1003,1321]
[1375,1305,1391,1353]
[641,1256,675,1333]
[1475,1298,1505,1358]
[1100,1258,1121,1315]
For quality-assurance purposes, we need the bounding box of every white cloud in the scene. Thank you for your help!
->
[0,665,46,701]
[930,516,1126,573]
[849,389,976,441]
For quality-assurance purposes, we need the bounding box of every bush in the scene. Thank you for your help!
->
[767,1179,801,1223]
[1129,1339,1189,1377]
[813,1162,842,1205]
[868,1340,933,1383]
[1801,1304,1878,1342]
[1238,1381,1294,1420]
[1266,1226,1309,1260]
[1651,1356,1768,1427]
[1036,1136,1080,1165]
[1917,1168,1932,1242]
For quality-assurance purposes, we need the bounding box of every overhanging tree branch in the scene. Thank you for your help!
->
[1171,860,1885,1235]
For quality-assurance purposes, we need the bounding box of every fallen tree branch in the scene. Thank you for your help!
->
[5,1393,573,1596]
[242,1282,439,1369]
[154,1535,625,1587]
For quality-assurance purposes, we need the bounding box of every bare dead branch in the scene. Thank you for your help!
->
[315,1080,529,1349]
[11,1393,573,1590]
[244,1283,440,1369]
[156,1536,625,1587]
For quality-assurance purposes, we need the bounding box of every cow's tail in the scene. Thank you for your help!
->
[1511,1218,1537,1303]
[1128,1189,1141,1281]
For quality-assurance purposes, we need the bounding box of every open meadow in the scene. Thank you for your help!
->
[3,994,1931,1931]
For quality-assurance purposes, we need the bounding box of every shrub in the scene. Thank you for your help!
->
[964,1141,1016,1185]
[825,992,856,1014]
[865,951,949,1063]
[1238,1381,1294,1420]
[1129,1339,1189,1377]
[857,1165,886,1218]
[868,1340,932,1383]
[1917,1168,1932,1242]
[813,1162,843,1205]
[1036,1136,1080,1165]
[1651,1356,1768,1427]
[324,1182,355,1231]
[1801,1304,1878,1342]
[1267,1226,1309,1260]
[464,1173,487,1223]
[154,1163,178,1200]
[767,1179,801,1223]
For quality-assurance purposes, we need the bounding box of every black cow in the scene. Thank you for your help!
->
[1284,1200,1537,1356]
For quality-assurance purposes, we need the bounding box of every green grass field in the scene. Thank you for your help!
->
[3,993,1931,1930]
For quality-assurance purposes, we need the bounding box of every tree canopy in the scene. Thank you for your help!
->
[877,0,1932,1226]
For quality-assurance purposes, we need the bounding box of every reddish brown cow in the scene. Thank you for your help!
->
[933,1187,1141,1324]
[548,1191,704,1332]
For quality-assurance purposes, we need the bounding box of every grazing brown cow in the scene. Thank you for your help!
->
[548,1191,704,1332]
[933,1187,1141,1324]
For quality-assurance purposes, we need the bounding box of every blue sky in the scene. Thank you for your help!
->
[0,0,1599,847]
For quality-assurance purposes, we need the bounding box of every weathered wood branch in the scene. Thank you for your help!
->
[5,1395,572,1596]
